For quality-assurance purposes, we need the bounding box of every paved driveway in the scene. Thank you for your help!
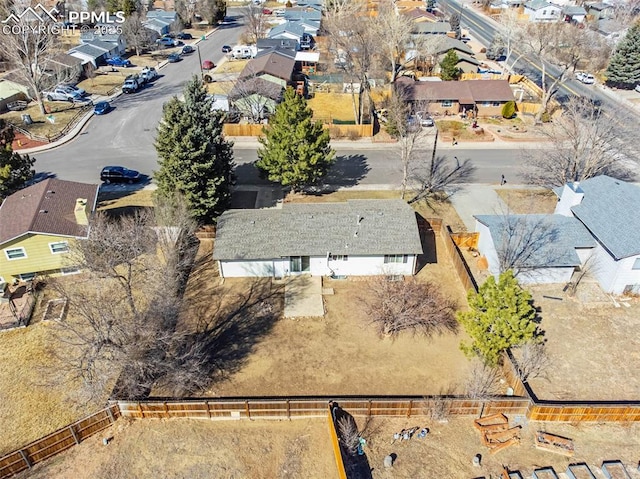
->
[448,184,509,230]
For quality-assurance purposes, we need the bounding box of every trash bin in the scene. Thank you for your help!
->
[22,114,32,125]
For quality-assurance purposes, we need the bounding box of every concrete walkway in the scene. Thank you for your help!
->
[284,275,324,318]
[448,183,509,230]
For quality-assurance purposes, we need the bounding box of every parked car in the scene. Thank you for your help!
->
[636,84,640,93]
[122,74,144,93]
[157,37,179,47]
[93,101,111,115]
[182,45,195,54]
[60,84,87,97]
[262,8,272,14]
[176,31,192,39]
[100,166,140,184]
[222,45,232,53]
[416,112,434,127]
[106,56,131,67]
[140,66,159,83]
[42,87,84,102]
[167,52,182,63]
[274,8,285,16]
[575,72,595,84]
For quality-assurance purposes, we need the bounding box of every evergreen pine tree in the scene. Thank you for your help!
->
[0,120,35,199]
[457,271,540,366]
[439,50,462,81]
[605,23,640,89]
[256,87,335,192]
[155,76,235,224]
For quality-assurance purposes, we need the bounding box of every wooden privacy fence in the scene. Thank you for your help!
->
[327,404,347,479]
[223,123,264,137]
[451,232,479,250]
[428,220,478,294]
[222,122,373,138]
[0,405,120,479]
[116,397,531,421]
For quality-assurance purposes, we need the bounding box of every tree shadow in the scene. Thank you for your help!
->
[415,214,438,272]
[330,402,373,479]
[322,154,370,189]
[27,171,57,185]
[233,161,272,185]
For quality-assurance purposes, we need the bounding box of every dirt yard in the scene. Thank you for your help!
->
[20,418,336,479]
[495,188,558,214]
[525,284,640,401]
[356,416,640,479]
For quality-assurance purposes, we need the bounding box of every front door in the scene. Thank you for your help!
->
[290,256,310,273]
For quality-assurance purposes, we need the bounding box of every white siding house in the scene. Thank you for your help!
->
[524,0,562,21]
[555,177,640,295]
[213,200,423,278]
[474,214,595,285]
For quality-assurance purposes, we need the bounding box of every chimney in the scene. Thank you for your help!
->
[554,182,584,216]
[74,198,89,226]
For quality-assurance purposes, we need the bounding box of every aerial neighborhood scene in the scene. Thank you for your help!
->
[1,0,640,475]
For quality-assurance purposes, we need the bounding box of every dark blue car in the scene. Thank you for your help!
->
[94,101,111,115]
[106,56,131,67]
[100,166,140,184]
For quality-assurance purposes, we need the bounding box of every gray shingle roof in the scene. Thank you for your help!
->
[475,214,595,267]
[69,43,108,58]
[213,200,423,260]
[569,176,640,259]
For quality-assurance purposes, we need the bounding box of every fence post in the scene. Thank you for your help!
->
[19,450,31,469]
[367,400,372,417]
[286,400,291,420]
[106,406,116,424]
[245,400,251,420]
[206,401,212,419]
[407,400,413,418]
[68,425,80,445]
[138,402,144,419]
[164,402,169,418]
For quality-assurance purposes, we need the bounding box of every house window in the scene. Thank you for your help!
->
[49,241,69,254]
[4,247,26,260]
[330,255,348,261]
[632,258,640,270]
[542,9,547,15]
[60,267,80,275]
[492,101,501,107]
[384,254,408,264]
[482,101,491,107]
[19,272,36,281]
[441,100,453,108]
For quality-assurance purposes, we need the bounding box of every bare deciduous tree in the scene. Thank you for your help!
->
[492,213,563,278]
[464,359,503,399]
[51,198,200,402]
[324,3,377,124]
[522,96,635,187]
[242,3,268,44]
[0,8,63,115]
[372,0,413,83]
[517,22,611,122]
[337,416,360,456]
[514,341,550,382]
[363,278,458,338]
[122,12,156,56]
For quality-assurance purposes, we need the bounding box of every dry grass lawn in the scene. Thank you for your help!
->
[308,93,358,123]
[97,189,155,213]
[435,119,492,141]
[0,102,88,139]
[206,80,236,95]
[359,416,640,479]
[77,72,128,96]
[495,188,558,214]
[214,58,249,74]
[21,418,337,479]
[525,284,640,401]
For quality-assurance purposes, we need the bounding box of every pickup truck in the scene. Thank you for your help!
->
[42,87,85,102]
[122,74,144,93]
[140,66,158,83]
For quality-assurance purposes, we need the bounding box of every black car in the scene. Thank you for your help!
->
[176,32,193,39]
[100,166,140,184]
[182,45,195,54]
[222,45,232,53]
[167,52,182,63]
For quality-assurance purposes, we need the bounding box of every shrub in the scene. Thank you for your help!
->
[501,101,516,119]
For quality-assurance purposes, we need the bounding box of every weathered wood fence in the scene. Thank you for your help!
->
[327,404,347,479]
[426,218,478,293]
[222,122,373,138]
[0,405,120,478]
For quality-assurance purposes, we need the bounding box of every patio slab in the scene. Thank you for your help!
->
[284,275,324,318]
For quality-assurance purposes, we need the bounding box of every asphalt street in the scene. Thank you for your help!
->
[33,10,245,183]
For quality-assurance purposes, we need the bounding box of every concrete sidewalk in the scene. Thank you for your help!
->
[448,183,510,230]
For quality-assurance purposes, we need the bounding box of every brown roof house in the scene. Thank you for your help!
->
[230,50,297,122]
[0,179,99,282]
[397,78,515,117]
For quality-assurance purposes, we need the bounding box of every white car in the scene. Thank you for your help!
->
[575,72,595,84]
[635,84,640,93]
[416,112,435,127]
[140,66,159,83]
